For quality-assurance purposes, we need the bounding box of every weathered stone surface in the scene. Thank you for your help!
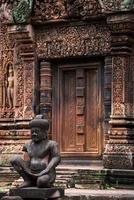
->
[0,192,7,200]
[1,196,22,200]
[64,189,134,200]
[9,188,64,199]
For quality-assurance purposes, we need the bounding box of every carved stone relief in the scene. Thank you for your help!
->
[36,23,111,59]
[101,0,134,11]
[0,0,133,24]
[32,0,102,22]
[112,57,125,116]
[0,22,15,118]
[0,22,35,119]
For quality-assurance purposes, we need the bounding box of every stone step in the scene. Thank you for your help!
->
[55,167,104,189]
[64,189,134,200]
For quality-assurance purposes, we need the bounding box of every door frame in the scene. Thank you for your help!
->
[52,61,104,158]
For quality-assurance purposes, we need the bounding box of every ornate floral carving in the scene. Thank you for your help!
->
[103,142,134,169]
[23,62,33,119]
[32,0,103,22]
[101,0,123,11]
[112,57,125,116]
[36,23,110,59]
[32,0,67,21]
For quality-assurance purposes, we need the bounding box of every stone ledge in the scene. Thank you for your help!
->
[9,187,64,199]
[65,189,134,200]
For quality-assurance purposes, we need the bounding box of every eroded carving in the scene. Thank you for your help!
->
[121,0,134,10]
[12,0,33,23]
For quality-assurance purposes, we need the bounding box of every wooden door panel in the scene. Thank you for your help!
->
[85,69,99,153]
[62,70,76,152]
[53,62,103,157]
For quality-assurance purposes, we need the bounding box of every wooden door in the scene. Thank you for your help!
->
[52,62,103,157]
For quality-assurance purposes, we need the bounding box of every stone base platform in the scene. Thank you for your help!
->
[9,188,64,200]
[1,188,134,200]
[65,189,134,200]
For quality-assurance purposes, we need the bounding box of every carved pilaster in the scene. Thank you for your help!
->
[104,57,112,143]
[103,12,134,169]
[8,25,35,119]
[39,61,52,137]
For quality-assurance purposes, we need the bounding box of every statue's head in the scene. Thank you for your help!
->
[29,115,49,142]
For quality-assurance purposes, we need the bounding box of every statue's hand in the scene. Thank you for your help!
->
[37,169,49,177]
[13,164,23,172]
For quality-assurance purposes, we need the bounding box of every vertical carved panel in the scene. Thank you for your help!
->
[112,56,131,117]
[0,22,15,118]
[24,62,34,119]
[112,56,125,116]
[14,63,24,118]
[104,57,112,142]
[76,69,85,152]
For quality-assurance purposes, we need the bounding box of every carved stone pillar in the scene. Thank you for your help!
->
[39,61,52,137]
[103,12,134,169]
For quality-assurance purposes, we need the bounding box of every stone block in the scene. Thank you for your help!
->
[9,187,64,200]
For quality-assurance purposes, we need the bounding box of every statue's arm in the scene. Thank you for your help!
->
[22,144,32,174]
[38,142,61,176]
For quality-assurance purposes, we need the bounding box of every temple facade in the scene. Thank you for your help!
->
[0,0,134,185]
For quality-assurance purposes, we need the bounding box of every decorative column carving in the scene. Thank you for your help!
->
[39,61,52,137]
[104,57,112,143]
[103,12,134,169]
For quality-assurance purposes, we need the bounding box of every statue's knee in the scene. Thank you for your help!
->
[37,175,50,188]
[10,155,22,165]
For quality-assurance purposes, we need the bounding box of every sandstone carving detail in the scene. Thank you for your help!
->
[36,23,111,59]
[1,0,133,24]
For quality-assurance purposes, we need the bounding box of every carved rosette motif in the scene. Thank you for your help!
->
[36,23,110,59]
